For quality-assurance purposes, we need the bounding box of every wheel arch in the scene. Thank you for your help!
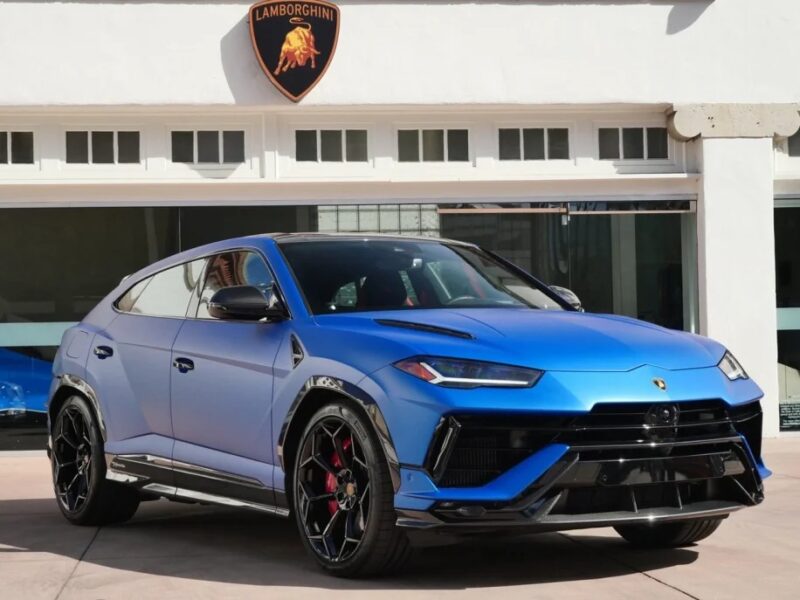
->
[278,376,401,505]
[48,374,107,442]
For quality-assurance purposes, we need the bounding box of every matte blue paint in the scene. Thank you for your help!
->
[46,234,768,513]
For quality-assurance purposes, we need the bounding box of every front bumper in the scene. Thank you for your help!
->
[394,400,767,532]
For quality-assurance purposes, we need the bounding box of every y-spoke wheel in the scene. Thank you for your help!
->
[53,404,93,513]
[50,395,140,526]
[297,416,371,564]
[292,402,410,577]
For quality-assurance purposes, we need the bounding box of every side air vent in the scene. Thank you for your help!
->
[290,335,304,368]
[374,319,474,340]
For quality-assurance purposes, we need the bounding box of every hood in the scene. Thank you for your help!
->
[315,308,725,372]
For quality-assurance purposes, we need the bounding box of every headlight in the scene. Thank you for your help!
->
[394,357,542,388]
[718,351,748,381]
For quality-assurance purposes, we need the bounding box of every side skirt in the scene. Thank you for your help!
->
[105,454,290,517]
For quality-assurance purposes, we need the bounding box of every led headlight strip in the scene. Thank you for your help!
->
[394,357,542,389]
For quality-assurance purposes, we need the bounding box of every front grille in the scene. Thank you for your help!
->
[430,400,763,488]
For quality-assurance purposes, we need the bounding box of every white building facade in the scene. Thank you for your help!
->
[1,0,799,447]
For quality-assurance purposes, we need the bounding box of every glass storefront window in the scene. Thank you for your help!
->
[775,203,800,431]
[0,201,697,448]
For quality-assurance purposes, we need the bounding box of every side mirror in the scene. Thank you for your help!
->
[550,285,583,312]
[207,285,287,321]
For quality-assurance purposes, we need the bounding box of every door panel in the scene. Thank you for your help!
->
[170,320,288,464]
[88,259,204,455]
[170,249,286,473]
[87,313,183,454]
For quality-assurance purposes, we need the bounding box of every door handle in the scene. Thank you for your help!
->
[172,358,195,373]
[93,346,113,359]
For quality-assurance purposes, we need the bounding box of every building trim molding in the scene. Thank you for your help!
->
[668,104,800,141]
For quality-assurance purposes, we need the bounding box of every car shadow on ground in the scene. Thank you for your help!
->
[0,497,698,590]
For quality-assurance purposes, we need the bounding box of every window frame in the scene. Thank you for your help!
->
[497,126,573,161]
[113,246,290,322]
[280,118,376,179]
[64,129,143,166]
[594,124,673,163]
[57,123,146,176]
[113,258,206,320]
[169,129,247,167]
[192,249,283,321]
[0,126,39,172]
[394,127,472,164]
[293,128,370,164]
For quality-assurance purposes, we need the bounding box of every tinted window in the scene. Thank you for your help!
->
[124,260,204,318]
[280,240,564,314]
[196,251,274,319]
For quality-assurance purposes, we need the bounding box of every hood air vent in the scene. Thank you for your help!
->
[374,319,474,340]
[291,335,304,368]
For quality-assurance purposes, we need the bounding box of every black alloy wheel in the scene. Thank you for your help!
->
[293,403,410,577]
[296,415,371,563]
[52,402,94,513]
[50,395,140,526]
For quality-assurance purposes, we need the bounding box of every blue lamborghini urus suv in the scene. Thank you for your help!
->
[47,234,768,577]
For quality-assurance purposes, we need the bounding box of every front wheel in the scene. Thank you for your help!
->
[614,518,724,547]
[292,402,410,577]
[51,395,140,526]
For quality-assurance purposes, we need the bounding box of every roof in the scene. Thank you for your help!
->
[269,232,474,245]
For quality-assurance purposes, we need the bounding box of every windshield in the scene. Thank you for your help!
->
[279,239,565,314]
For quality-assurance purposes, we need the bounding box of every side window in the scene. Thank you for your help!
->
[120,259,204,318]
[115,278,150,312]
[196,251,274,319]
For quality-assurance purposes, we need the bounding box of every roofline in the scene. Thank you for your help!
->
[271,232,476,246]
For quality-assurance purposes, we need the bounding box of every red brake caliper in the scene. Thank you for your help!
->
[325,437,352,515]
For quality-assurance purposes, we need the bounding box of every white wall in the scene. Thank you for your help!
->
[0,1,798,107]
[697,137,780,436]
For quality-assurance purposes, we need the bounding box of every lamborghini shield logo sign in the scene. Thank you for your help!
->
[249,0,340,102]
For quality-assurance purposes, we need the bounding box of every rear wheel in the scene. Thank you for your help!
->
[614,518,723,547]
[51,395,140,525]
[292,402,410,577]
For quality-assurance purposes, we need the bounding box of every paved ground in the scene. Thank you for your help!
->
[1,439,799,600]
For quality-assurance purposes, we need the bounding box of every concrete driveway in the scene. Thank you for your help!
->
[2,439,798,600]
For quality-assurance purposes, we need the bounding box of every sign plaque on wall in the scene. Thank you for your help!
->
[249,0,340,102]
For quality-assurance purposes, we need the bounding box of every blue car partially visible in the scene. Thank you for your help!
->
[46,234,767,577]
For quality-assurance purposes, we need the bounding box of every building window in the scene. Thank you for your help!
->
[318,204,440,237]
[65,131,140,164]
[397,129,469,162]
[0,131,34,164]
[598,127,669,160]
[788,131,800,156]
[170,130,245,164]
[498,128,569,160]
[295,129,368,162]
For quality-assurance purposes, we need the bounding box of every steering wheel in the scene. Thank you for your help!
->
[445,295,477,305]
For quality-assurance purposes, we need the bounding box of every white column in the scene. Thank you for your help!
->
[697,137,779,436]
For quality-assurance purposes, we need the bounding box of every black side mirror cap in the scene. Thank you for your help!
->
[207,285,287,321]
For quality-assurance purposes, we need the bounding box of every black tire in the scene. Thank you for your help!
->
[50,395,140,526]
[292,402,410,577]
[614,518,723,548]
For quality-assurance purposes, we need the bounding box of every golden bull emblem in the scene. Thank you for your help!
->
[274,18,321,75]
[249,0,340,102]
